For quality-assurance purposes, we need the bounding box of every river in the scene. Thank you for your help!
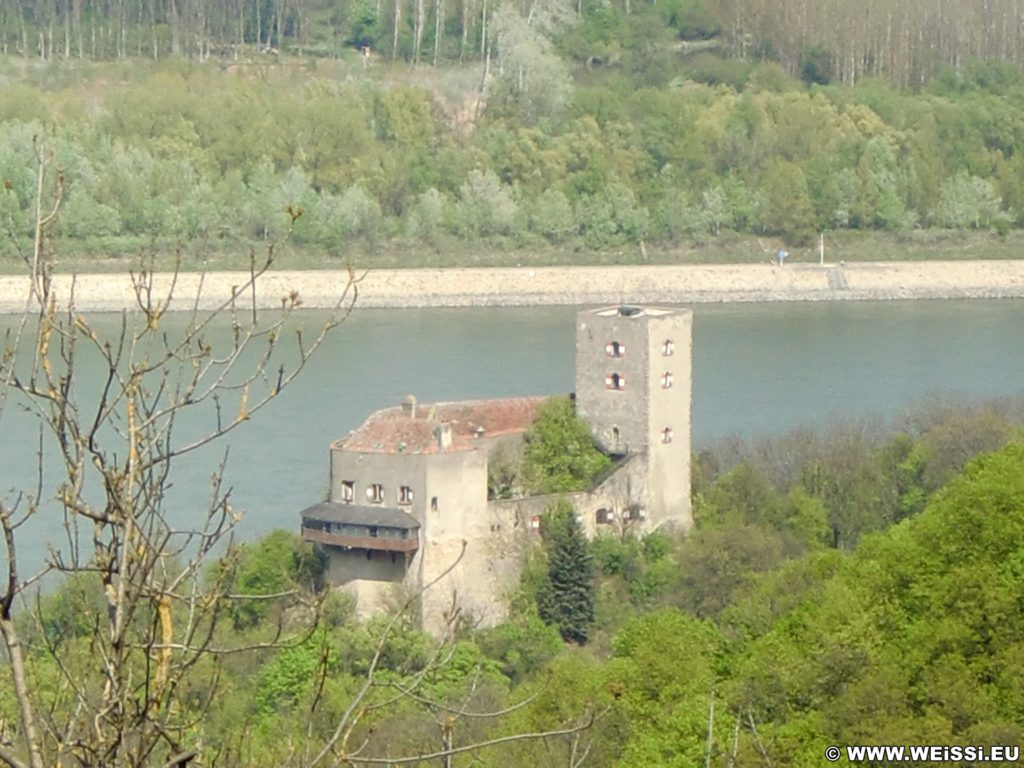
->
[2,299,1023,573]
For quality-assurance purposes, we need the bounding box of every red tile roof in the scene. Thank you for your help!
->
[340,396,549,454]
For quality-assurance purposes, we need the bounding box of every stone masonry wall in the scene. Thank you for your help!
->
[4,261,1024,313]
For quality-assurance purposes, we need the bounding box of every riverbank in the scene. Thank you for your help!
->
[0,261,1023,313]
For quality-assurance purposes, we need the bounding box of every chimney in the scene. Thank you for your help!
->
[401,394,417,418]
[435,423,452,452]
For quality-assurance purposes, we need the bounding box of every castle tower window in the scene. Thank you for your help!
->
[612,426,620,444]
[661,427,674,444]
[596,508,614,525]
[367,483,384,503]
[605,341,625,357]
[341,481,355,503]
[430,496,439,512]
[662,339,675,356]
[399,485,414,505]
[661,372,674,389]
[605,372,625,390]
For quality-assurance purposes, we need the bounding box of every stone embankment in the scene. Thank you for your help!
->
[0,261,1023,313]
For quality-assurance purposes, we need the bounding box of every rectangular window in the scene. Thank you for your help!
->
[596,508,614,525]
[623,506,647,522]
[366,483,384,503]
[399,485,414,505]
[341,481,355,503]
[431,496,439,512]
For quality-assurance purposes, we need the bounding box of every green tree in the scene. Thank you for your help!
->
[229,530,327,630]
[522,397,611,494]
[933,171,1005,229]
[452,169,521,239]
[529,188,576,241]
[611,610,725,766]
[758,158,816,244]
[537,499,596,644]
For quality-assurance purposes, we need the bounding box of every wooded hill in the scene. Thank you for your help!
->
[3,1,1024,265]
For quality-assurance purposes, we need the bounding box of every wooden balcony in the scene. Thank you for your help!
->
[302,526,419,553]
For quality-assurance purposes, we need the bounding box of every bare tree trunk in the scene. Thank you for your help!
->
[295,0,308,57]
[460,0,470,61]
[433,0,443,64]
[150,0,159,58]
[0,618,46,768]
[20,6,28,58]
[63,4,71,58]
[414,0,425,63]
[473,30,490,123]
[479,0,486,58]
[136,0,144,56]
[117,0,126,59]
[392,0,402,60]
[170,0,180,54]
[74,0,84,57]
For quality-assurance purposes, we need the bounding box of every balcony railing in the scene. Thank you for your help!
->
[302,526,419,553]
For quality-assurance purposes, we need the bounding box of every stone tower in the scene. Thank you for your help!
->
[574,306,693,531]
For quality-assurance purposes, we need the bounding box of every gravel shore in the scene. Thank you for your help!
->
[1,261,1023,314]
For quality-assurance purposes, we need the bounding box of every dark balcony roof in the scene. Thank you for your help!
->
[299,502,420,531]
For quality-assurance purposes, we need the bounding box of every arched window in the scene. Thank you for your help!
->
[605,372,625,390]
[605,341,625,357]
[662,339,675,356]
[661,372,674,389]
[661,427,673,444]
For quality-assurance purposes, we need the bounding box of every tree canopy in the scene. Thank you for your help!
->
[522,397,612,494]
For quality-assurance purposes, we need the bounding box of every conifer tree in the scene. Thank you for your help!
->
[538,499,596,644]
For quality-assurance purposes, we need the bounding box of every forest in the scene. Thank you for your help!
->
[3,395,1023,766]
[3,1,1024,266]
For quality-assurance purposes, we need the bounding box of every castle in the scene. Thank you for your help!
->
[298,305,693,634]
